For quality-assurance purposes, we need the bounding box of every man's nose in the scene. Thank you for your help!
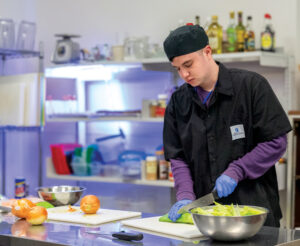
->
[180,69,189,79]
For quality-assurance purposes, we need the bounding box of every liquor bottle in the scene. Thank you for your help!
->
[207,15,223,54]
[203,16,211,33]
[261,13,275,52]
[244,16,255,51]
[235,11,245,52]
[195,15,200,26]
[226,11,236,52]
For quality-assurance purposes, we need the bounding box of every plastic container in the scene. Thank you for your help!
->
[95,128,125,164]
[0,19,15,49]
[16,20,36,50]
[50,143,82,175]
[118,150,146,179]
[146,156,158,180]
[71,147,88,176]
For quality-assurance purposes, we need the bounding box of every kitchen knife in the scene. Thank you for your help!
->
[178,189,219,214]
[0,205,11,213]
[87,230,143,241]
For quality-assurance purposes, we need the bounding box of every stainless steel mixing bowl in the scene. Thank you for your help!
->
[36,186,86,206]
[190,205,268,241]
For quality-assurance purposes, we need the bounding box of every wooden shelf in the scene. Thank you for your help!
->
[46,158,174,188]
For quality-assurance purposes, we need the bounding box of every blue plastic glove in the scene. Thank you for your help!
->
[168,199,192,222]
[215,174,237,198]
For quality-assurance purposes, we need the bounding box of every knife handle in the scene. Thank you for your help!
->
[112,231,143,241]
[212,189,219,200]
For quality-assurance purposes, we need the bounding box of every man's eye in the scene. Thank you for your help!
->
[185,62,192,68]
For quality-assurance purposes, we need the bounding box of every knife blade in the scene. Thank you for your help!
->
[178,189,219,214]
[0,205,11,213]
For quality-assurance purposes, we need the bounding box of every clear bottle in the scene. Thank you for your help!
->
[261,13,275,52]
[244,16,255,51]
[203,16,211,33]
[207,15,223,54]
[235,11,245,52]
[226,11,236,52]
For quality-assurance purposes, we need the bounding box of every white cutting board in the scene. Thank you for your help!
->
[47,206,141,225]
[121,216,203,239]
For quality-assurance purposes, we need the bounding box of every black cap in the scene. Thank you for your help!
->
[163,24,209,61]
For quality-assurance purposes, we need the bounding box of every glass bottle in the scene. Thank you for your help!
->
[226,11,236,52]
[261,13,275,52]
[207,15,223,54]
[156,150,168,180]
[235,11,245,52]
[203,16,211,33]
[195,15,200,26]
[244,16,255,51]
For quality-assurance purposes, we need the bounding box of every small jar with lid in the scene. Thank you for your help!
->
[145,156,158,180]
[149,101,158,118]
[155,94,168,117]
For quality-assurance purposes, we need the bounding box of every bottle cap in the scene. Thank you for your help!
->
[158,94,168,100]
[155,150,164,155]
[186,23,194,26]
[264,13,271,19]
[146,156,157,161]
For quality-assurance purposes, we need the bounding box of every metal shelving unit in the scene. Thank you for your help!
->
[44,50,294,192]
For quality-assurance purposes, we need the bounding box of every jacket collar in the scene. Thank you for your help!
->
[214,61,234,96]
[186,61,234,97]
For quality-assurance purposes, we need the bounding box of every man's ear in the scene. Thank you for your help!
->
[203,45,212,56]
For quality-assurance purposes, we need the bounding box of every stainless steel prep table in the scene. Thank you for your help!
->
[0,212,299,246]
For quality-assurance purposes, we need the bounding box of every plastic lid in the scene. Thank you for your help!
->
[264,13,271,19]
[146,156,157,161]
[158,94,168,100]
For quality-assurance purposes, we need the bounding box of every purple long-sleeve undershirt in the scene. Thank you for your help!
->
[170,86,288,201]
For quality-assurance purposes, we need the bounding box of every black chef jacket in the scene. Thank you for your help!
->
[163,62,292,227]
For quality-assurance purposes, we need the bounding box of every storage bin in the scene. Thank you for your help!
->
[50,143,82,175]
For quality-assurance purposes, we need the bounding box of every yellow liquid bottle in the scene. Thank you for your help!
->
[207,15,223,54]
[235,11,245,52]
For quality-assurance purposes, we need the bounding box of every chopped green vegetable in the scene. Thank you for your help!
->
[192,202,265,216]
[159,212,194,224]
[36,201,54,209]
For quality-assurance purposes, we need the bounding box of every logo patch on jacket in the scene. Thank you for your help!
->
[230,124,245,140]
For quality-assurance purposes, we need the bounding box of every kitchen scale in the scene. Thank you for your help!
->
[51,34,81,64]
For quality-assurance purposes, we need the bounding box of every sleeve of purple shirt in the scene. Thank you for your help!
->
[223,134,287,182]
[170,134,287,201]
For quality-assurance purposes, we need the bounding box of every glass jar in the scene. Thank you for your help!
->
[155,150,168,180]
[146,156,157,180]
[156,94,168,117]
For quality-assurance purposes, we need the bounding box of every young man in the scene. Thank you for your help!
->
[163,24,292,227]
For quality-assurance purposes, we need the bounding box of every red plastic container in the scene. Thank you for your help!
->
[50,143,82,174]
